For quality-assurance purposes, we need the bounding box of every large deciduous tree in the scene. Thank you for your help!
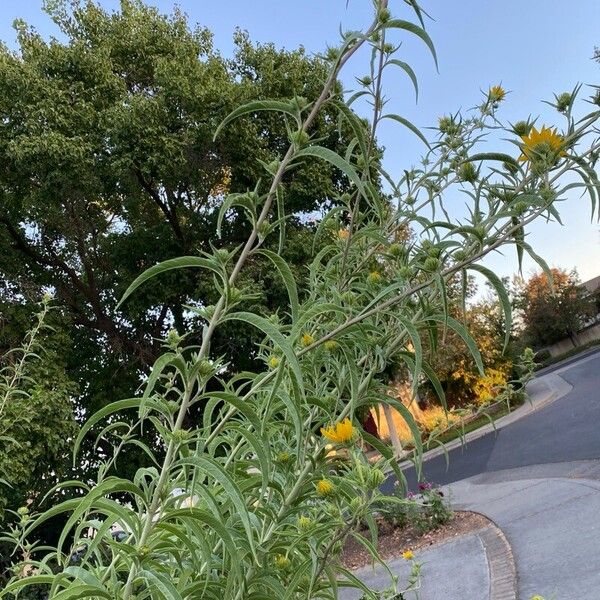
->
[515,268,594,348]
[0,0,357,430]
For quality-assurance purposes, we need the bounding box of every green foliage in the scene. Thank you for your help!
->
[0,300,78,511]
[0,1,599,599]
[0,0,360,479]
[379,481,452,534]
[514,268,595,348]
[0,299,77,591]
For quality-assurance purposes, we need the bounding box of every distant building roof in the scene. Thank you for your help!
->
[582,275,600,293]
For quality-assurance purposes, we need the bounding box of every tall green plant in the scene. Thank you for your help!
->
[2,1,599,599]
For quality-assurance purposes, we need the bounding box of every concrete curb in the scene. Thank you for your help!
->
[478,521,517,600]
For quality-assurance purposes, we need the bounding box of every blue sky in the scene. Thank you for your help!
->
[1,0,599,285]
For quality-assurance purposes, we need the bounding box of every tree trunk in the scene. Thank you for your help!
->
[382,403,404,460]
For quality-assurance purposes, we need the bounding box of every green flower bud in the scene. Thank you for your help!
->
[398,266,413,279]
[458,161,478,183]
[512,120,532,137]
[369,468,386,488]
[368,271,382,284]
[297,515,312,530]
[291,96,308,111]
[199,304,215,321]
[275,554,290,569]
[378,7,391,22]
[228,287,243,304]
[197,360,214,377]
[447,136,464,150]
[359,75,372,86]
[539,185,556,203]
[388,243,405,258]
[438,116,460,135]
[325,46,339,62]
[276,451,293,465]
[342,291,356,305]
[555,92,572,114]
[512,201,528,216]
[172,429,191,443]
[349,496,363,513]
[165,328,182,350]
[17,506,29,517]
[258,221,271,240]
[266,159,280,175]
[290,129,310,147]
[422,257,440,272]
[215,248,230,263]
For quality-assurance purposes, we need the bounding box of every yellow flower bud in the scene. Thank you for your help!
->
[300,333,315,347]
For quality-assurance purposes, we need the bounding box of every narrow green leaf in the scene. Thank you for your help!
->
[382,114,430,148]
[463,153,521,170]
[213,100,299,140]
[256,249,299,321]
[384,19,438,69]
[469,264,512,351]
[387,59,419,101]
[174,456,256,558]
[294,146,368,201]
[222,312,304,397]
[117,256,222,308]
[425,314,484,375]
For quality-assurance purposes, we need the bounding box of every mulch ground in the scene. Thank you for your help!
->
[341,510,490,570]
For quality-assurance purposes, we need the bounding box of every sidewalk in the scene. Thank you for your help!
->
[342,467,600,599]
[339,518,515,600]
[448,468,600,598]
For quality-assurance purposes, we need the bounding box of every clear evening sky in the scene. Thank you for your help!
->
[1,1,599,284]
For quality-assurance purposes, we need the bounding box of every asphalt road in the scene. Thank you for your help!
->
[384,351,600,493]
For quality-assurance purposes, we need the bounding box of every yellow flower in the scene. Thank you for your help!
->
[316,478,334,496]
[338,228,350,240]
[300,332,315,347]
[488,85,506,102]
[402,549,414,560]
[519,125,565,162]
[368,271,382,283]
[320,417,354,444]
[268,356,280,369]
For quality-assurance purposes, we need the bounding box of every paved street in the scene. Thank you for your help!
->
[384,350,600,493]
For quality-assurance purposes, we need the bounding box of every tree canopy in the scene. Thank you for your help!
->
[515,268,594,348]
[0,0,358,424]
[0,0,366,522]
